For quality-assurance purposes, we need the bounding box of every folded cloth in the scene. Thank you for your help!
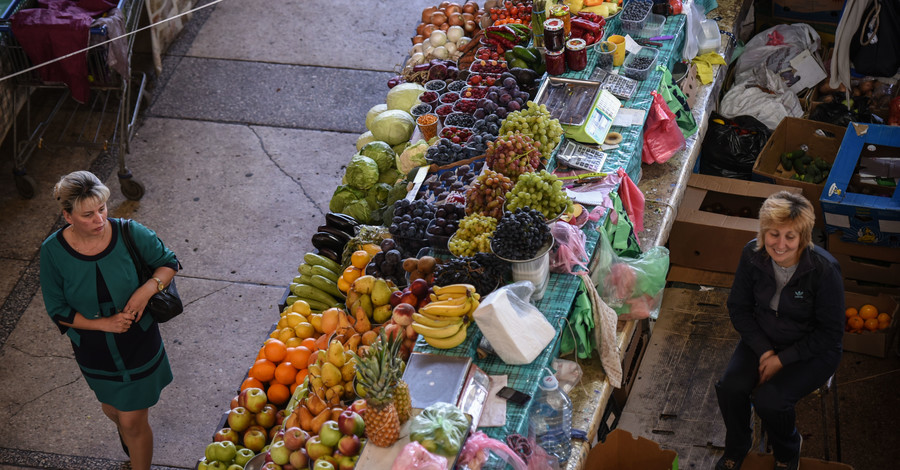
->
[691,51,726,84]
[11,0,117,103]
[91,8,128,79]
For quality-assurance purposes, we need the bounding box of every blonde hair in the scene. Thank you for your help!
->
[756,191,815,252]
[52,171,110,214]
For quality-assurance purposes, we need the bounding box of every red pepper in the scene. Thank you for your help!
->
[571,27,584,39]
[584,33,596,45]
[576,11,600,23]
[571,17,601,34]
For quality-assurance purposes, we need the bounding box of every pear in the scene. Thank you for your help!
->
[359,294,374,318]
[321,362,343,388]
[371,278,392,306]
[352,275,375,295]
[345,288,361,309]
[327,340,346,368]
[373,304,393,324]
[354,306,372,333]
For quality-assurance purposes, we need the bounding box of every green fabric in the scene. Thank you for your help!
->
[602,191,642,258]
[656,64,698,138]
[560,279,596,359]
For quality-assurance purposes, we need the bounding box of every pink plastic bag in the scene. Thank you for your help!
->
[615,168,645,233]
[642,91,685,165]
[458,431,528,470]
[550,221,589,274]
[391,442,448,470]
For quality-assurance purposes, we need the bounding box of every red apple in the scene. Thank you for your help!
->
[269,425,284,442]
[213,427,239,444]
[230,395,240,410]
[417,295,431,310]
[289,448,309,468]
[227,406,253,433]
[305,435,333,461]
[260,463,280,470]
[269,440,292,465]
[391,303,415,327]
[337,410,365,437]
[410,278,429,298]
[399,292,418,307]
[337,454,359,470]
[337,434,361,456]
[239,387,268,414]
[348,399,367,415]
[275,409,288,426]
[283,426,309,451]
[389,290,404,307]
[243,426,268,453]
[256,403,278,429]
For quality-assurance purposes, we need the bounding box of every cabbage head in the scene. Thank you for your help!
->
[370,110,415,146]
[378,168,401,185]
[367,183,392,208]
[341,199,372,224]
[365,104,388,131]
[345,154,380,191]
[329,185,364,213]
[386,83,425,112]
[356,131,376,151]
[359,141,397,173]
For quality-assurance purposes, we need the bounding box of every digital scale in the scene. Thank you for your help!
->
[534,77,622,145]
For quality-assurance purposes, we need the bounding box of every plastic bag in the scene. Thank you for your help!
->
[473,282,557,364]
[681,0,704,60]
[642,91,686,165]
[720,67,804,130]
[589,229,669,320]
[699,112,771,180]
[616,168,645,234]
[733,24,820,86]
[409,402,470,457]
[549,221,588,275]
[505,434,561,470]
[458,431,528,470]
[392,442,449,470]
[601,189,642,258]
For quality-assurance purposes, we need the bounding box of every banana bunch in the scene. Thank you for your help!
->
[412,284,481,349]
[307,339,357,405]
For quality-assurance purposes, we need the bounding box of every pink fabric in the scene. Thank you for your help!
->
[615,168,645,233]
[11,0,116,103]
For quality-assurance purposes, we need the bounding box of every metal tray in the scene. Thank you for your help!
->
[533,77,603,127]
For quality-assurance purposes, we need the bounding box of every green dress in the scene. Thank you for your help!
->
[40,218,177,411]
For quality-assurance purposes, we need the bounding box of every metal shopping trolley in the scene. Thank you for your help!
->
[0,0,147,199]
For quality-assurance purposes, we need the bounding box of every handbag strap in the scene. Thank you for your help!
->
[118,218,152,282]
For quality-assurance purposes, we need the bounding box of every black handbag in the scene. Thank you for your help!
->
[119,219,183,323]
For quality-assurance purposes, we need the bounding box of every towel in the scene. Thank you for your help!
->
[691,51,726,85]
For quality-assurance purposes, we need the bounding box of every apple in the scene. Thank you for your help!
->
[197,458,211,470]
[205,441,237,463]
[256,403,278,428]
[226,465,243,470]
[337,410,365,437]
[337,434,361,457]
[230,395,240,410]
[305,435,333,461]
[389,290,404,307]
[269,440,292,465]
[260,463,282,470]
[234,447,255,467]
[207,462,228,470]
[213,427,239,445]
[348,399,367,415]
[227,406,253,433]
[281,465,297,470]
[391,303,415,326]
[239,387,268,414]
[337,455,359,470]
[417,295,430,310]
[283,427,309,451]
[289,448,309,468]
[269,425,284,442]
[275,409,288,426]
[318,420,342,447]
[410,278,429,299]
[313,458,335,470]
[243,426,268,453]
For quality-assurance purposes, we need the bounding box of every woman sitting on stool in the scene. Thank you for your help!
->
[715,191,843,470]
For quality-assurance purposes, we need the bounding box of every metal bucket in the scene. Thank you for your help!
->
[495,238,555,302]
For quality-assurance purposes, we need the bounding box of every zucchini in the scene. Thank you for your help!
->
[298,263,314,276]
[311,264,339,283]
[512,45,538,64]
[290,283,339,306]
[310,274,345,300]
[304,252,342,274]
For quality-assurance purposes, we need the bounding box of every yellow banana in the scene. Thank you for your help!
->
[412,320,464,339]
[429,294,471,306]
[424,323,468,349]
[432,284,476,296]
[413,312,463,328]
[466,296,481,321]
[419,298,471,317]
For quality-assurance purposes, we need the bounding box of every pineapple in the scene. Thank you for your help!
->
[383,330,412,424]
[353,331,400,447]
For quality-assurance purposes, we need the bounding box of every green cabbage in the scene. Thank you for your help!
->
[398,139,430,174]
[369,183,392,207]
[359,141,397,173]
[392,141,411,156]
[356,131,376,151]
[329,185,365,213]
[386,83,426,112]
[345,155,380,191]
[341,199,372,223]
[365,104,389,131]
[370,110,415,146]
[378,168,401,185]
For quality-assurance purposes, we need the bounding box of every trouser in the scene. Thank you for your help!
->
[715,341,840,462]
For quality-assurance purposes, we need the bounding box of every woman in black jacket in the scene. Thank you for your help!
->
[715,191,843,470]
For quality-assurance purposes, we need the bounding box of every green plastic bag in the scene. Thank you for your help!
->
[656,64,698,138]
[601,191,642,259]
[589,229,669,320]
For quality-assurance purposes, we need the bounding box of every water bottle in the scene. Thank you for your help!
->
[529,373,573,461]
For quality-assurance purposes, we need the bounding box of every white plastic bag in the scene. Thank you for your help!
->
[472,282,556,365]
[733,23,820,86]
[720,67,804,130]
[681,0,704,61]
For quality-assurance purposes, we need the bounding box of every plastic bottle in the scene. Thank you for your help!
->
[529,373,573,462]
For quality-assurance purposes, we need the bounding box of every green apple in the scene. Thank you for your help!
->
[197,458,210,470]
[205,441,237,463]
[269,440,292,466]
[313,458,335,470]
[234,447,255,467]
[318,421,342,447]
[226,465,243,470]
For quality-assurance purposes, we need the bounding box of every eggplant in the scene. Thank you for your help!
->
[312,232,346,253]
[316,247,342,265]
[325,212,359,234]
[316,225,352,243]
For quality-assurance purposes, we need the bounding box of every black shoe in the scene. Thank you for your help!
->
[716,454,745,470]
[118,429,129,457]
[774,435,802,470]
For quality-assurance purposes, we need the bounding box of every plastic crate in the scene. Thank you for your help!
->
[620,0,653,33]
[622,46,658,81]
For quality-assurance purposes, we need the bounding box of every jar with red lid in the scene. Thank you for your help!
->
[543,18,566,52]
[545,49,566,76]
[565,38,587,72]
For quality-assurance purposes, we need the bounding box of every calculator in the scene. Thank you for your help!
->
[556,139,609,172]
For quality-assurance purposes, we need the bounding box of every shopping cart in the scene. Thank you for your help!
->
[0,0,147,199]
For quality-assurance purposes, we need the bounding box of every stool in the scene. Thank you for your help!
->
[752,374,841,461]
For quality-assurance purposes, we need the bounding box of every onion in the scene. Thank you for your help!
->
[462,1,478,14]
[440,1,451,8]
[412,34,425,45]
[446,25,465,43]
[422,6,438,23]
[432,45,450,60]
[423,23,437,36]
[440,22,450,31]
[410,52,426,65]
[444,41,458,55]
[446,2,462,15]
[448,12,464,26]
[464,19,477,33]
[411,43,424,55]
[461,12,474,22]
[457,36,471,48]
[430,30,448,47]
[431,11,448,26]
[422,38,432,51]
[415,22,426,36]
[424,44,435,57]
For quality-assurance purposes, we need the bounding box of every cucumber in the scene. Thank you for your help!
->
[290,283,339,306]
[512,45,538,64]
[298,263,314,276]
[311,264,339,283]
[310,274,345,300]
[304,252,342,275]
[297,274,315,286]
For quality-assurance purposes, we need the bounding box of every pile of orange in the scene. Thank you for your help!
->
[337,250,372,293]
[845,304,892,333]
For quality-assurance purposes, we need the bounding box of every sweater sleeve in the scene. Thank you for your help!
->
[39,239,77,334]
[726,243,774,358]
[129,220,179,271]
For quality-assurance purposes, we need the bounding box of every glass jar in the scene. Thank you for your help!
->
[548,3,571,37]
[543,18,565,52]
[565,38,587,72]
[545,49,566,75]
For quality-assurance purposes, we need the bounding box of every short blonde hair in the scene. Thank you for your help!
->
[756,191,815,252]
[53,171,110,214]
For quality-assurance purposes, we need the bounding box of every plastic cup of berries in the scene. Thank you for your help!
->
[435,104,455,124]
[419,91,440,109]
[425,79,447,94]
[440,92,460,104]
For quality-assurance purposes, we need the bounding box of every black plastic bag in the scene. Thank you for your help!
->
[850,0,900,77]
[808,99,877,127]
[699,113,771,180]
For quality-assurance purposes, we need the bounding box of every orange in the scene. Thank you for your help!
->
[845,307,858,318]
[290,383,299,395]
[241,376,265,392]
[256,346,266,360]
[864,318,879,331]
[286,346,312,367]
[295,368,309,386]
[267,383,291,405]
[877,313,891,324]
[264,339,288,363]
[300,337,318,351]
[351,250,372,269]
[337,276,351,293]
[249,358,276,383]
[879,320,891,330]
[274,362,298,385]
[859,304,878,320]
[847,316,864,332]
[343,266,362,284]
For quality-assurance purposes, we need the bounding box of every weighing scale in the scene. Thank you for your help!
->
[534,77,622,145]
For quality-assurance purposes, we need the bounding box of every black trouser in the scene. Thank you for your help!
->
[715,341,840,462]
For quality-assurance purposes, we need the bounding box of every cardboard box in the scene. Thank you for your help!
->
[752,117,847,228]
[669,174,803,273]
[742,452,853,470]
[584,429,678,470]
[827,232,900,287]
[820,123,900,248]
[843,291,899,357]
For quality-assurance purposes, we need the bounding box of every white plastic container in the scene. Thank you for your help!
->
[697,19,721,55]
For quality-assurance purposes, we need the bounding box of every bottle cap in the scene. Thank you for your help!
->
[539,374,559,391]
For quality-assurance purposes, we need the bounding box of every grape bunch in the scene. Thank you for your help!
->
[426,138,470,166]
[473,77,530,120]
[464,132,497,157]
[427,203,466,238]
[449,214,498,257]
[465,169,514,220]
[498,101,565,161]
[418,162,483,203]
[434,252,509,296]
[506,170,573,220]
[485,132,542,181]
[491,207,552,260]
[390,198,435,240]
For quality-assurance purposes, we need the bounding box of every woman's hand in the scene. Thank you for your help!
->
[106,311,136,333]
[758,353,783,385]
[122,285,154,322]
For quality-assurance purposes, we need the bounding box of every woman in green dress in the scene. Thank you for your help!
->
[40,171,179,470]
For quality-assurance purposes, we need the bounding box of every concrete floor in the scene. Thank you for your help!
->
[0,0,898,469]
